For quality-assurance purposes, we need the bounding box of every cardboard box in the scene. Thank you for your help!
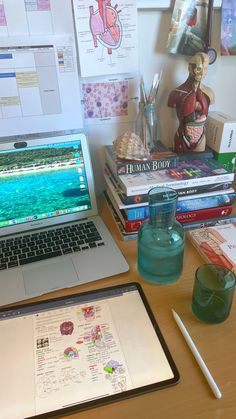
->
[206,111,236,153]
[213,151,236,173]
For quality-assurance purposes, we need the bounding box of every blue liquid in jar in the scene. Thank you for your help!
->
[138,225,184,284]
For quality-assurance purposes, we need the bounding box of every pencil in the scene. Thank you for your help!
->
[172,309,222,399]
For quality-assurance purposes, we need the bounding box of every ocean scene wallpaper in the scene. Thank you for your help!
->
[0,142,91,228]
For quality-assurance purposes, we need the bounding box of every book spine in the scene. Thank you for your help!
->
[120,232,138,241]
[177,182,233,197]
[183,215,236,231]
[125,192,235,220]
[176,193,235,213]
[119,183,233,205]
[178,149,214,160]
[123,173,234,196]
[125,206,150,220]
[119,206,233,232]
[119,192,149,205]
[176,205,233,224]
[116,156,178,175]
[122,219,144,232]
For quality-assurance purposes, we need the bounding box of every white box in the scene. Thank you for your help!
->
[206,111,236,153]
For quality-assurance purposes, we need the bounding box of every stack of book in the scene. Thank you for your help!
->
[103,144,236,240]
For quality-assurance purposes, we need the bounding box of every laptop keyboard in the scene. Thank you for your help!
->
[0,221,105,271]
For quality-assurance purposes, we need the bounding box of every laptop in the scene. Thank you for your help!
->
[0,132,129,307]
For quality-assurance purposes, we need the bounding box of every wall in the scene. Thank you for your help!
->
[87,6,236,195]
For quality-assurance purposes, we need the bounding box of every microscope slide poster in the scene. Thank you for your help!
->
[73,0,139,77]
[81,74,140,125]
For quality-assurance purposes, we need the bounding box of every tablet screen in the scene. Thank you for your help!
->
[0,282,179,418]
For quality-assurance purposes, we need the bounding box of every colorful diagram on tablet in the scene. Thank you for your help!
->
[63,347,79,359]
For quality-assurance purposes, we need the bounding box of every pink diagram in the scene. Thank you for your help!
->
[89,0,122,55]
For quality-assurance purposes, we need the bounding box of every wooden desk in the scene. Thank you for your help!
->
[13,201,236,419]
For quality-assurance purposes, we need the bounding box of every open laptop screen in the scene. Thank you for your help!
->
[0,133,99,237]
[0,138,92,229]
[0,283,179,418]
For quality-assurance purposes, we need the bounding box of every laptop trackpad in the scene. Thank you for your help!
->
[23,259,78,295]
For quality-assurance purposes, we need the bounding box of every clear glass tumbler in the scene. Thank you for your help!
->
[192,264,236,323]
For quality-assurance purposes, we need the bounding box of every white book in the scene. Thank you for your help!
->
[105,169,235,209]
[117,159,234,196]
[187,224,236,275]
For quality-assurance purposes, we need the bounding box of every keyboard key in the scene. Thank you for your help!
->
[63,248,72,254]
[27,251,35,257]
[8,261,19,268]
[85,236,101,243]
[19,250,62,265]
[13,249,22,255]
[5,251,12,257]
[52,246,60,251]
[87,232,101,239]
[44,248,53,253]
[36,250,44,255]
[73,246,81,252]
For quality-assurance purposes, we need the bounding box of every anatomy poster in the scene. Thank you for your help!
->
[0,35,83,136]
[167,0,208,56]
[72,0,139,77]
[0,0,74,36]
[221,0,236,55]
[81,74,139,125]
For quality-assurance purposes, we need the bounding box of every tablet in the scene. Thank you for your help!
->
[0,282,179,418]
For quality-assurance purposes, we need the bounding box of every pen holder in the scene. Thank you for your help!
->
[145,103,158,151]
[134,102,159,152]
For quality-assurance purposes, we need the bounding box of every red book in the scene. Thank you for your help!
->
[120,217,145,233]
[176,205,233,224]
[123,205,233,232]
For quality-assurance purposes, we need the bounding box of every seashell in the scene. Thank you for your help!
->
[113,131,150,161]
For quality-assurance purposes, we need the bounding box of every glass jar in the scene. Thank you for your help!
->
[138,187,185,284]
[145,102,158,151]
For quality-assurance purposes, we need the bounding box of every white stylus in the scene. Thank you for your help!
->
[172,309,222,399]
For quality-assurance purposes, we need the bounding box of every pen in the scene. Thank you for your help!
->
[172,309,222,399]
